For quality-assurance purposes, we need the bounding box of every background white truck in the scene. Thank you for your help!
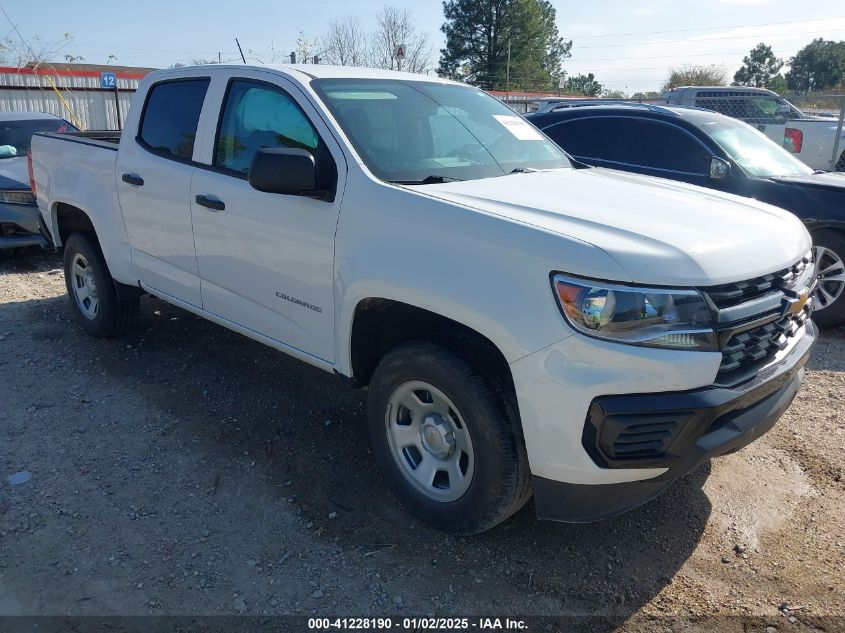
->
[661,86,845,171]
[31,64,817,533]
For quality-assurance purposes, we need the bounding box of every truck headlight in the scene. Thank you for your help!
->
[552,274,718,351]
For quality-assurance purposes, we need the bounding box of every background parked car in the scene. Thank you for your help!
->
[530,97,605,113]
[527,103,845,327]
[0,112,76,249]
[660,86,845,172]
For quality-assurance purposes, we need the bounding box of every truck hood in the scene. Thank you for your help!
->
[419,168,810,287]
[771,171,845,191]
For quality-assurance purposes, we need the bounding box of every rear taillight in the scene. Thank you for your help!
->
[783,128,803,153]
[27,149,36,197]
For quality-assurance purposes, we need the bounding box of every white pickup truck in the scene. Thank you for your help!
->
[30,65,817,534]
[662,86,845,171]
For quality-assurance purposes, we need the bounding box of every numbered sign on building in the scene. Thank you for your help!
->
[100,72,117,89]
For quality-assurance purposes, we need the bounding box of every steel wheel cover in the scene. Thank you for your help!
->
[384,380,475,502]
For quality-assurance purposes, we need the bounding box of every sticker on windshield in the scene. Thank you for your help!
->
[493,115,544,141]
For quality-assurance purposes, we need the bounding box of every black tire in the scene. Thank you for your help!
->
[63,232,139,337]
[811,229,845,328]
[367,341,531,534]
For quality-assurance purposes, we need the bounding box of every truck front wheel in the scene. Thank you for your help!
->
[367,341,531,534]
[63,233,139,337]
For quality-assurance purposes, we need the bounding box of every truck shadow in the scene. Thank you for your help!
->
[3,288,714,624]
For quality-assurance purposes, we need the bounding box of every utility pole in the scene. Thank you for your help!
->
[113,81,121,130]
[506,40,511,98]
[831,96,845,171]
[235,38,246,64]
[218,51,221,64]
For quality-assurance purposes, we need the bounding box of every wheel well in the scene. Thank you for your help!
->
[53,203,141,300]
[349,299,514,393]
[808,223,845,239]
[55,202,95,246]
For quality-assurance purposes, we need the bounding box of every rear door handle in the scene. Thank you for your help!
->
[121,173,144,186]
[195,194,225,211]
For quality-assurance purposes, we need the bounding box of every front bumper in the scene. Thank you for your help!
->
[512,320,816,523]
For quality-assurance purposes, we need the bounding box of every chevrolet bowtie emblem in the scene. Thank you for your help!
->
[782,290,811,318]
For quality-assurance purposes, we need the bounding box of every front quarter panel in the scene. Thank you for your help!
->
[333,167,634,375]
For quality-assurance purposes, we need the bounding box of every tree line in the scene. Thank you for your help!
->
[5,2,844,99]
[316,2,845,98]
[315,0,571,92]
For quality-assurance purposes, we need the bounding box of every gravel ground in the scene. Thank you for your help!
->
[1,248,843,631]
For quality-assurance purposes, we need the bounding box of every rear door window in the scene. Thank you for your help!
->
[544,117,621,162]
[138,79,210,160]
[618,120,709,174]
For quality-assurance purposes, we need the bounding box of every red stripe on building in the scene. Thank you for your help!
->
[0,66,150,80]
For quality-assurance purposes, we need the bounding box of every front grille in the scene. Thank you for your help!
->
[706,252,813,309]
[716,301,812,384]
[704,252,815,386]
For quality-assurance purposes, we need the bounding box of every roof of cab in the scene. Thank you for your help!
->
[153,63,459,85]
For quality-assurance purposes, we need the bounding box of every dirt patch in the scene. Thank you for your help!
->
[1,249,843,629]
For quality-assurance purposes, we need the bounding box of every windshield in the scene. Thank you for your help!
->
[698,118,813,178]
[0,118,76,158]
[312,79,570,183]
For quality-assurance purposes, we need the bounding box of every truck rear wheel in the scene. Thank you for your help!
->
[367,341,531,534]
[811,229,845,328]
[63,232,139,337]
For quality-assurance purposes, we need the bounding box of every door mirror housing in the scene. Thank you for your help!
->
[248,148,329,200]
[709,157,731,180]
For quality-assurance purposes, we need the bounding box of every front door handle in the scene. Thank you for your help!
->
[195,194,225,211]
[121,173,144,186]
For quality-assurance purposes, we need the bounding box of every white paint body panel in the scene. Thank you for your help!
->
[32,64,813,489]
[116,143,202,307]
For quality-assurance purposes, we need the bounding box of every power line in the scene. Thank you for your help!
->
[568,49,800,63]
[568,16,845,39]
[575,27,845,50]
[53,42,242,56]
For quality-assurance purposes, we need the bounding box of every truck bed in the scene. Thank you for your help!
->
[34,130,121,150]
[31,129,123,253]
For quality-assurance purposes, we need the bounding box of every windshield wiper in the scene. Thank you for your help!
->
[509,167,539,174]
[389,175,464,185]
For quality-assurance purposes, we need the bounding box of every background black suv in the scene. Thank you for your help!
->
[527,104,845,327]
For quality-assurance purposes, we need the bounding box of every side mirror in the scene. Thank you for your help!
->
[709,157,731,180]
[248,148,328,199]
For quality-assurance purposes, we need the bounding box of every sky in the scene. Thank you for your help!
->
[1,0,844,94]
